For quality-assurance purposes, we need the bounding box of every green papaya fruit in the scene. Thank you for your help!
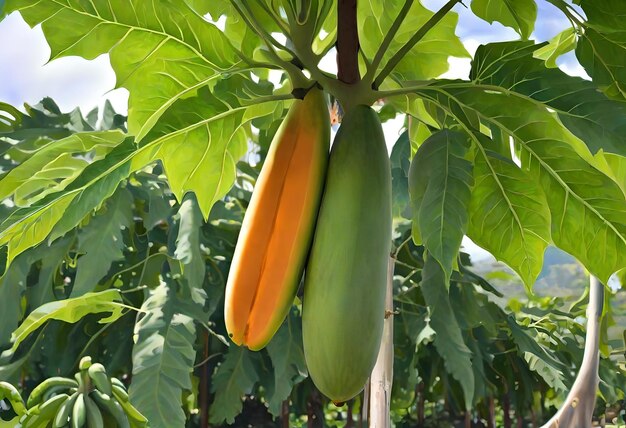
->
[302,105,392,403]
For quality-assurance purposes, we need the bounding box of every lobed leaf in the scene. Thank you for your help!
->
[420,256,474,410]
[72,189,134,297]
[265,311,307,416]
[358,0,468,83]
[129,283,198,428]
[409,130,473,282]
[470,0,537,39]
[209,346,260,424]
[415,83,626,284]
[471,41,626,157]
[9,289,126,353]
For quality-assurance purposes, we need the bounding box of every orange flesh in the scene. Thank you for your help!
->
[224,90,327,349]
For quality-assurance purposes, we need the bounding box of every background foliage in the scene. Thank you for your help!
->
[0,0,626,426]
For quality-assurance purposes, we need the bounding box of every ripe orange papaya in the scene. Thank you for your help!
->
[302,105,392,403]
[224,88,330,351]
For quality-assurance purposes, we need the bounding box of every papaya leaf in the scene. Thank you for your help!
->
[5,0,243,141]
[420,256,474,410]
[390,131,411,220]
[468,150,550,289]
[0,138,135,268]
[0,89,284,267]
[506,317,568,391]
[134,75,288,217]
[9,289,126,353]
[409,130,473,282]
[0,131,125,205]
[129,283,198,428]
[416,83,626,284]
[173,194,205,289]
[26,236,74,308]
[265,311,307,417]
[209,346,260,425]
[470,0,537,39]
[72,189,134,297]
[0,255,31,347]
[471,41,626,157]
[358,0,469,82]
[575,0,626,100]
[534,27,577,67]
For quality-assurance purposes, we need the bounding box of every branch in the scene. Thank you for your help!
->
[365,0,414,85]
[373,0,461,89]
[337,0,360,84]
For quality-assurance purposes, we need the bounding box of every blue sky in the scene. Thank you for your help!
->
[0,2,587,262]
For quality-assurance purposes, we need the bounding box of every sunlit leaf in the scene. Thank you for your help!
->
[470,0,537,39]
[358,0,468,82]
[10,289,126,353]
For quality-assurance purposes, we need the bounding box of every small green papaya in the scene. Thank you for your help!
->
[302,105,392,403]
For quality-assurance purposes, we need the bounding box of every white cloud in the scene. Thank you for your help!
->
[0,12,128,115]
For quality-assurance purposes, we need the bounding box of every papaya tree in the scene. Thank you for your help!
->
[1,0,626,427]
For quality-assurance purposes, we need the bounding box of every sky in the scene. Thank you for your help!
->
[0,2,588,263]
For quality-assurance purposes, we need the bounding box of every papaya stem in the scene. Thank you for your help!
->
[229,0,310,88]
[364,0,414,86]
[337,0,360,84]
[373,0,461,89]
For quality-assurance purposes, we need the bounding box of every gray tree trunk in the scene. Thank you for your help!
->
[368,256,395,428]
[542,276,604,427]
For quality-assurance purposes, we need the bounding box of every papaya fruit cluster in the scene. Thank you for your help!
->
[14,357,147,428]
[224,87,392,403]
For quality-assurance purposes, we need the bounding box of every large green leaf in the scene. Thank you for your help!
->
[468,150,550,288]
[415,83,626,284]
[575,0,626,100]
[409,130,473,282]
[506,317,567,390]
[9,289,126,353]
[358,0,469,82]
[265,311,307,417]
[6,0,243,140]
[0,90,286,267]
[72,189,134,297]
[420,256,474,410]
[0,138,135,268]
[470,0,537,39]
[471,41,626,157]
[129,283,198,428]
[209,346,260,424]
[0,131,125,205]
[133,77,288,217]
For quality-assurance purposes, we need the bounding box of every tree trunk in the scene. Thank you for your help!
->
[487,397,496,428]
[346,400,354,428]
[282,400,290,428]
[503,394,511,428]
[542,276,604,428]
[465,411,471,428]
[418,382,425,425]
[200,333,209,428]
[368,256,395,428]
